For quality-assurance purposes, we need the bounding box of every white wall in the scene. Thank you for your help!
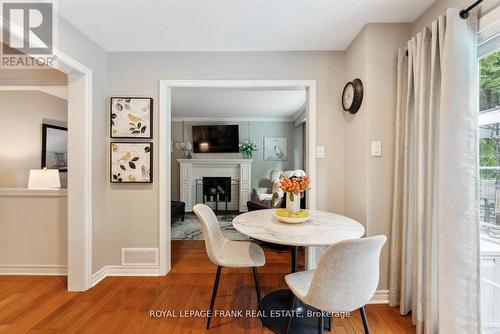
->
[107,51,346,266]
[0,91,67,188]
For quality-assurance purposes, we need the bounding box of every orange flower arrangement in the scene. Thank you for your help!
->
[279,174,311,201]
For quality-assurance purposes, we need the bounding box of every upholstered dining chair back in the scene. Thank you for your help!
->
[305,235,386,312]
[193,204,227,266]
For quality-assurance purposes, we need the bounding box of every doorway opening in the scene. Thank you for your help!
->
[0,39,93,291]
[158,80,317,276]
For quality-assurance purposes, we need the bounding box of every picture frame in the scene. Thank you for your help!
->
[41,123,68,172]
[110,142,153,183]
[264,137,288,161]
[110,97,153,139]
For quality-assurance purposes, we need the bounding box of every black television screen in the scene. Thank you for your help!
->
[192,125,239,153]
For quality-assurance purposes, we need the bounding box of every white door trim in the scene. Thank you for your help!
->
[0,23,93,291]
[158,80,317,275]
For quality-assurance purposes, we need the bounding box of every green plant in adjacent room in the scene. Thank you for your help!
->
[239,140,258,159]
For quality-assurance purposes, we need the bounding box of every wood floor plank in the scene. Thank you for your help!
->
[0,240,415,333]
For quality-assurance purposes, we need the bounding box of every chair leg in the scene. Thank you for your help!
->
[283,293,296,334]
[318,312,324,334]
[252,267,262,311]
[207,266,222,330]
[359,306,371,334]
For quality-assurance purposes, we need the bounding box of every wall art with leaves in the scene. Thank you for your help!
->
[110,142,152,183]
[110,97,153,138]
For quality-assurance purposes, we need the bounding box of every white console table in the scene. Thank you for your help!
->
[177,159,253,212]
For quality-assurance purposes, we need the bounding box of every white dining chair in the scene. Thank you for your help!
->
[193,204,266,329]
[284,235,386,334]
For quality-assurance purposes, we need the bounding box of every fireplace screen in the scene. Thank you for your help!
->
[195,177,240,213]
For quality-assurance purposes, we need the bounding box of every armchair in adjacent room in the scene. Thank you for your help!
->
[252,170,283,207]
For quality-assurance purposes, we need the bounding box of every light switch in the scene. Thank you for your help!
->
[316,146,325,158]
[371,141,382,157]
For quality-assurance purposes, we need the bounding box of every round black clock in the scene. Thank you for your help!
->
[342,78,364,114]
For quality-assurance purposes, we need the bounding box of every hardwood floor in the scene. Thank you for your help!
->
[0,241,415,333]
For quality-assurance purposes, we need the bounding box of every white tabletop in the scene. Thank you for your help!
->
[232,209,365,247]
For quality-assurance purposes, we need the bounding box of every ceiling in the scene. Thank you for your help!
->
[171,87,306,120]
[57,0,435,52]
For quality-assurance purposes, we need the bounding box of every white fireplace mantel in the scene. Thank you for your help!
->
[177,158,253,212]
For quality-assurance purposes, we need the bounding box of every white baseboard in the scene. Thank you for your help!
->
[368,290,389,304]
[90,266,108,287]
[91,265,161,287]
[90,266,389,306]
[0,264,67,275]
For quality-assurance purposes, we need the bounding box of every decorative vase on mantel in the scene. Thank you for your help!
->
[286,192,301,215]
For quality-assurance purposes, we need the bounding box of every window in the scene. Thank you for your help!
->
[479,50,500,228]
[478,31,500,333]
[479,51,500,230]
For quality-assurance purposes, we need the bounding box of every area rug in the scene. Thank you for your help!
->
[171,212,249,240]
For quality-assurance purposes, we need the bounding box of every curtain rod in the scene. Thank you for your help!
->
[460,0,484,19]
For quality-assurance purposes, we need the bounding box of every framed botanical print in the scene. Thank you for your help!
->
[110,97,153,138]
[264,137,288,161]
[110,142,152,183]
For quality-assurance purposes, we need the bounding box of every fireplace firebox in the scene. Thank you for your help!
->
[202,177,232,202]
[194,177,239,214]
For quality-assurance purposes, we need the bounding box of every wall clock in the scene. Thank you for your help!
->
[342,78,364,114]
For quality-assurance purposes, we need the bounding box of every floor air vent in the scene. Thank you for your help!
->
[121,248,158,266]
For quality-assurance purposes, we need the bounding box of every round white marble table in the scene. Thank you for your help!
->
[233,209,365,334]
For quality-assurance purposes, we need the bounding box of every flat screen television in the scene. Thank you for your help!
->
[192,125,239,153]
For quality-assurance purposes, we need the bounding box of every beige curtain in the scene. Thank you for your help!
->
[389,8,480,334]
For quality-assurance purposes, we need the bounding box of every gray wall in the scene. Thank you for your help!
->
[343,23,411,290]
[0,91,68,188]
[0,68,67,85]
[293,122,305,171]
[0,91,67,188]
[57,16,109,273]
[0,194,67,268]
[3,2,467,281]
[107,51,346,266]
[83,0,495,285]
